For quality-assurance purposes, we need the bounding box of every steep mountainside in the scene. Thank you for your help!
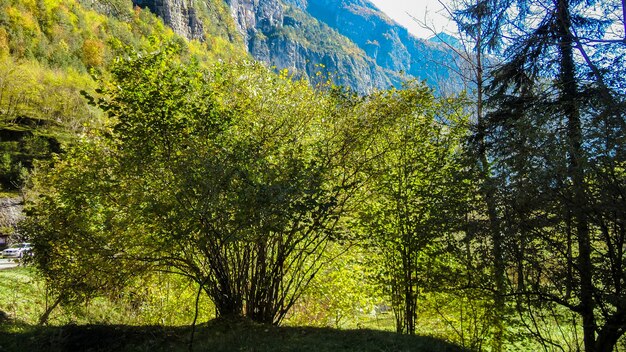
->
[132,0,242,42]
[302,0,457,88]
[226,0,396,92]
[133,0,458,93]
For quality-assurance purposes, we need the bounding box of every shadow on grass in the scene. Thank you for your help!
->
[0,317,468,352]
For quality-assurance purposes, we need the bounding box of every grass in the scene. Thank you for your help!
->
[0,267,48,323]
[0,190,20,198]
[0,267,466,352]
[0,318,467,352]
[0,265,594,350]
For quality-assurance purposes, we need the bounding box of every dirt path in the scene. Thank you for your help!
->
[0,258,19,270]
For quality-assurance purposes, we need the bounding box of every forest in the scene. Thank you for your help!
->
[0,0,624,351]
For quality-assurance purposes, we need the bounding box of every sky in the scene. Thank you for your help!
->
[367,0,456,39]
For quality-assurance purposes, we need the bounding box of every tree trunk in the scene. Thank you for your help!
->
[594,310,626,352]
[474,16,505,352]
[556,0,595,350]
[488,184,505,352]
[595,327,623,352]
[38,294,63,325]
[403,242,416,334]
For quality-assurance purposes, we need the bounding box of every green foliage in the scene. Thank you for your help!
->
[23,45,391,325]
[0,0,189,69]
[356,83,470,334]
[286,243,384,328]
[81,38,104,68]
[452,0,626,350]
[0,0,248,190]
[0,0,247,79]
[23,140,145,310]
[0,54,99,189]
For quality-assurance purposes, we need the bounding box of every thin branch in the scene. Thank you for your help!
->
[188,279,205,352]
[623,0,626,37]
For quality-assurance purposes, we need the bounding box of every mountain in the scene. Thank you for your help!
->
[133,0,460,93]
[300,0,458,89]
[428,32,462,49]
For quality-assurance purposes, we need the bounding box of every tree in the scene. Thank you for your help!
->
[23,139,148,324]
[440,0,510,348]
[24,45,392,325]
[358,82,470,335]
[451,0,626,350]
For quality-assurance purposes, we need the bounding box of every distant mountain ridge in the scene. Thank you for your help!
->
[133,0,460,93]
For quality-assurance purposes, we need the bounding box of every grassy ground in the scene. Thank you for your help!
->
[0,318,466,352]
[0,267,215,326]
[0,268,466,352]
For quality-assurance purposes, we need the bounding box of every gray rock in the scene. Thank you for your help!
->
[0,198,23,229]
[133,0,204,40]
[226,0,284,42]
[0,197,24,244]
[133,0,458,94]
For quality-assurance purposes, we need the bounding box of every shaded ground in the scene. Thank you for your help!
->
[0,317,467,352]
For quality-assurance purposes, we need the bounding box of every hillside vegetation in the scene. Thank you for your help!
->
[0,0,246,191]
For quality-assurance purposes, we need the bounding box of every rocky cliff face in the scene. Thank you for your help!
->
[133,0,205,40]
[133,0,457,93]
[226,0,283,43]
[306,0,457,89]
[0,197,24,239]
[224,0,395,92]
